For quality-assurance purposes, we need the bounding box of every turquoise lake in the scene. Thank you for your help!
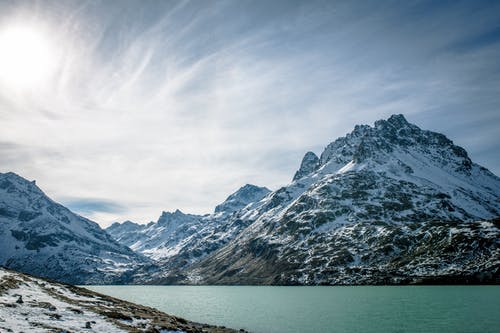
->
[86,285,500,333]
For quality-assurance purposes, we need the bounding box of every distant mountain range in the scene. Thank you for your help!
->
[2,115,499,284]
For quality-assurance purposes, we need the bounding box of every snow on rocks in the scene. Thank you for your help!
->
[0,269,124,332]
[0,267,241,333]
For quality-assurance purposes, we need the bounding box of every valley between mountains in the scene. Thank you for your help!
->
[1,115,499,285]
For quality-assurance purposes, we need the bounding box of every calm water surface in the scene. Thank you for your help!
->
[86,285,500,333]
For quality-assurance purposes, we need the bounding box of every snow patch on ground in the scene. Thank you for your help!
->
[0,270,124,332]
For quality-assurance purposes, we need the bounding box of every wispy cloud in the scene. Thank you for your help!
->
[0,0,499,226]
[63,198,126,215]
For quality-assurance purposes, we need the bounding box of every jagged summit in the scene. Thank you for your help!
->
[214,184,271,214]
[121,219,139,226]
[107,220,141,234]
[157,209,199,227]
[160,209,185,218]
[293,151,320,181]
[282,114,499,223]
[314,114,473,174]
[385,113,410,127]
[0,172,44,197]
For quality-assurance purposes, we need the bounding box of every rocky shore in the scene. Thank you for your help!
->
[0,267,246,333]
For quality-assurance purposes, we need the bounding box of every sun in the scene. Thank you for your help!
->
[0,24,57,89]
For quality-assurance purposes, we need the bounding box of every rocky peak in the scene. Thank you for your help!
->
[387,113,410,127]
[122,220,139,226]
[157,209,187,225]
[107,220,141,233]
[293,151,320,181]
[215,184,271,214]
[0,172,43,196]
[319,114,474,173]
[372,114,420,144]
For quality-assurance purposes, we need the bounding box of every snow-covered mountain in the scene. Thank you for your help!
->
[120,114,499,284]
[106,184,271,275]
[180,114,500,284]
[10,114,496,285]
[107,210,204,261]
[214,184,271,214]
[271,114,499,226]
[0,172,146,284]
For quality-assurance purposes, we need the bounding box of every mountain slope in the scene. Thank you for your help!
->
[106,184,271,269]
[107,210,205,261]
[184,218,499,285]
[0,172,146,284]
[153,114,499,284]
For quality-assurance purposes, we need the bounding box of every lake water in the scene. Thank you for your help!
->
[86,285,500,333]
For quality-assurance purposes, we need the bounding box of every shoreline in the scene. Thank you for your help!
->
[0,267,247,333]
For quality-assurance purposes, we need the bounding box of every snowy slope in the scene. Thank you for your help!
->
[106,184,270,266]
[274,114,499,225]
[182,218,499,285]
[107,210,205,260]
[0,172,146,284]
[0,267,241,333]
[144,114,500,284]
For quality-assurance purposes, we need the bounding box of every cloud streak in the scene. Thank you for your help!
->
[0,0,499,226]
[63,198,126,215]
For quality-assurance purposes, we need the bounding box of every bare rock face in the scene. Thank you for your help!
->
[293,151,320,181]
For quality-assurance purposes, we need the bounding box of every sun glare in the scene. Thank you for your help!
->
[0,24,57,89]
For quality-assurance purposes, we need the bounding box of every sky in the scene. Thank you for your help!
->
[0,0,499,226]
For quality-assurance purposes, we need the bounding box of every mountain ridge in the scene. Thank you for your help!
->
[106,183,272,265]
[1,114,499,285]
[0,172,147,284]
